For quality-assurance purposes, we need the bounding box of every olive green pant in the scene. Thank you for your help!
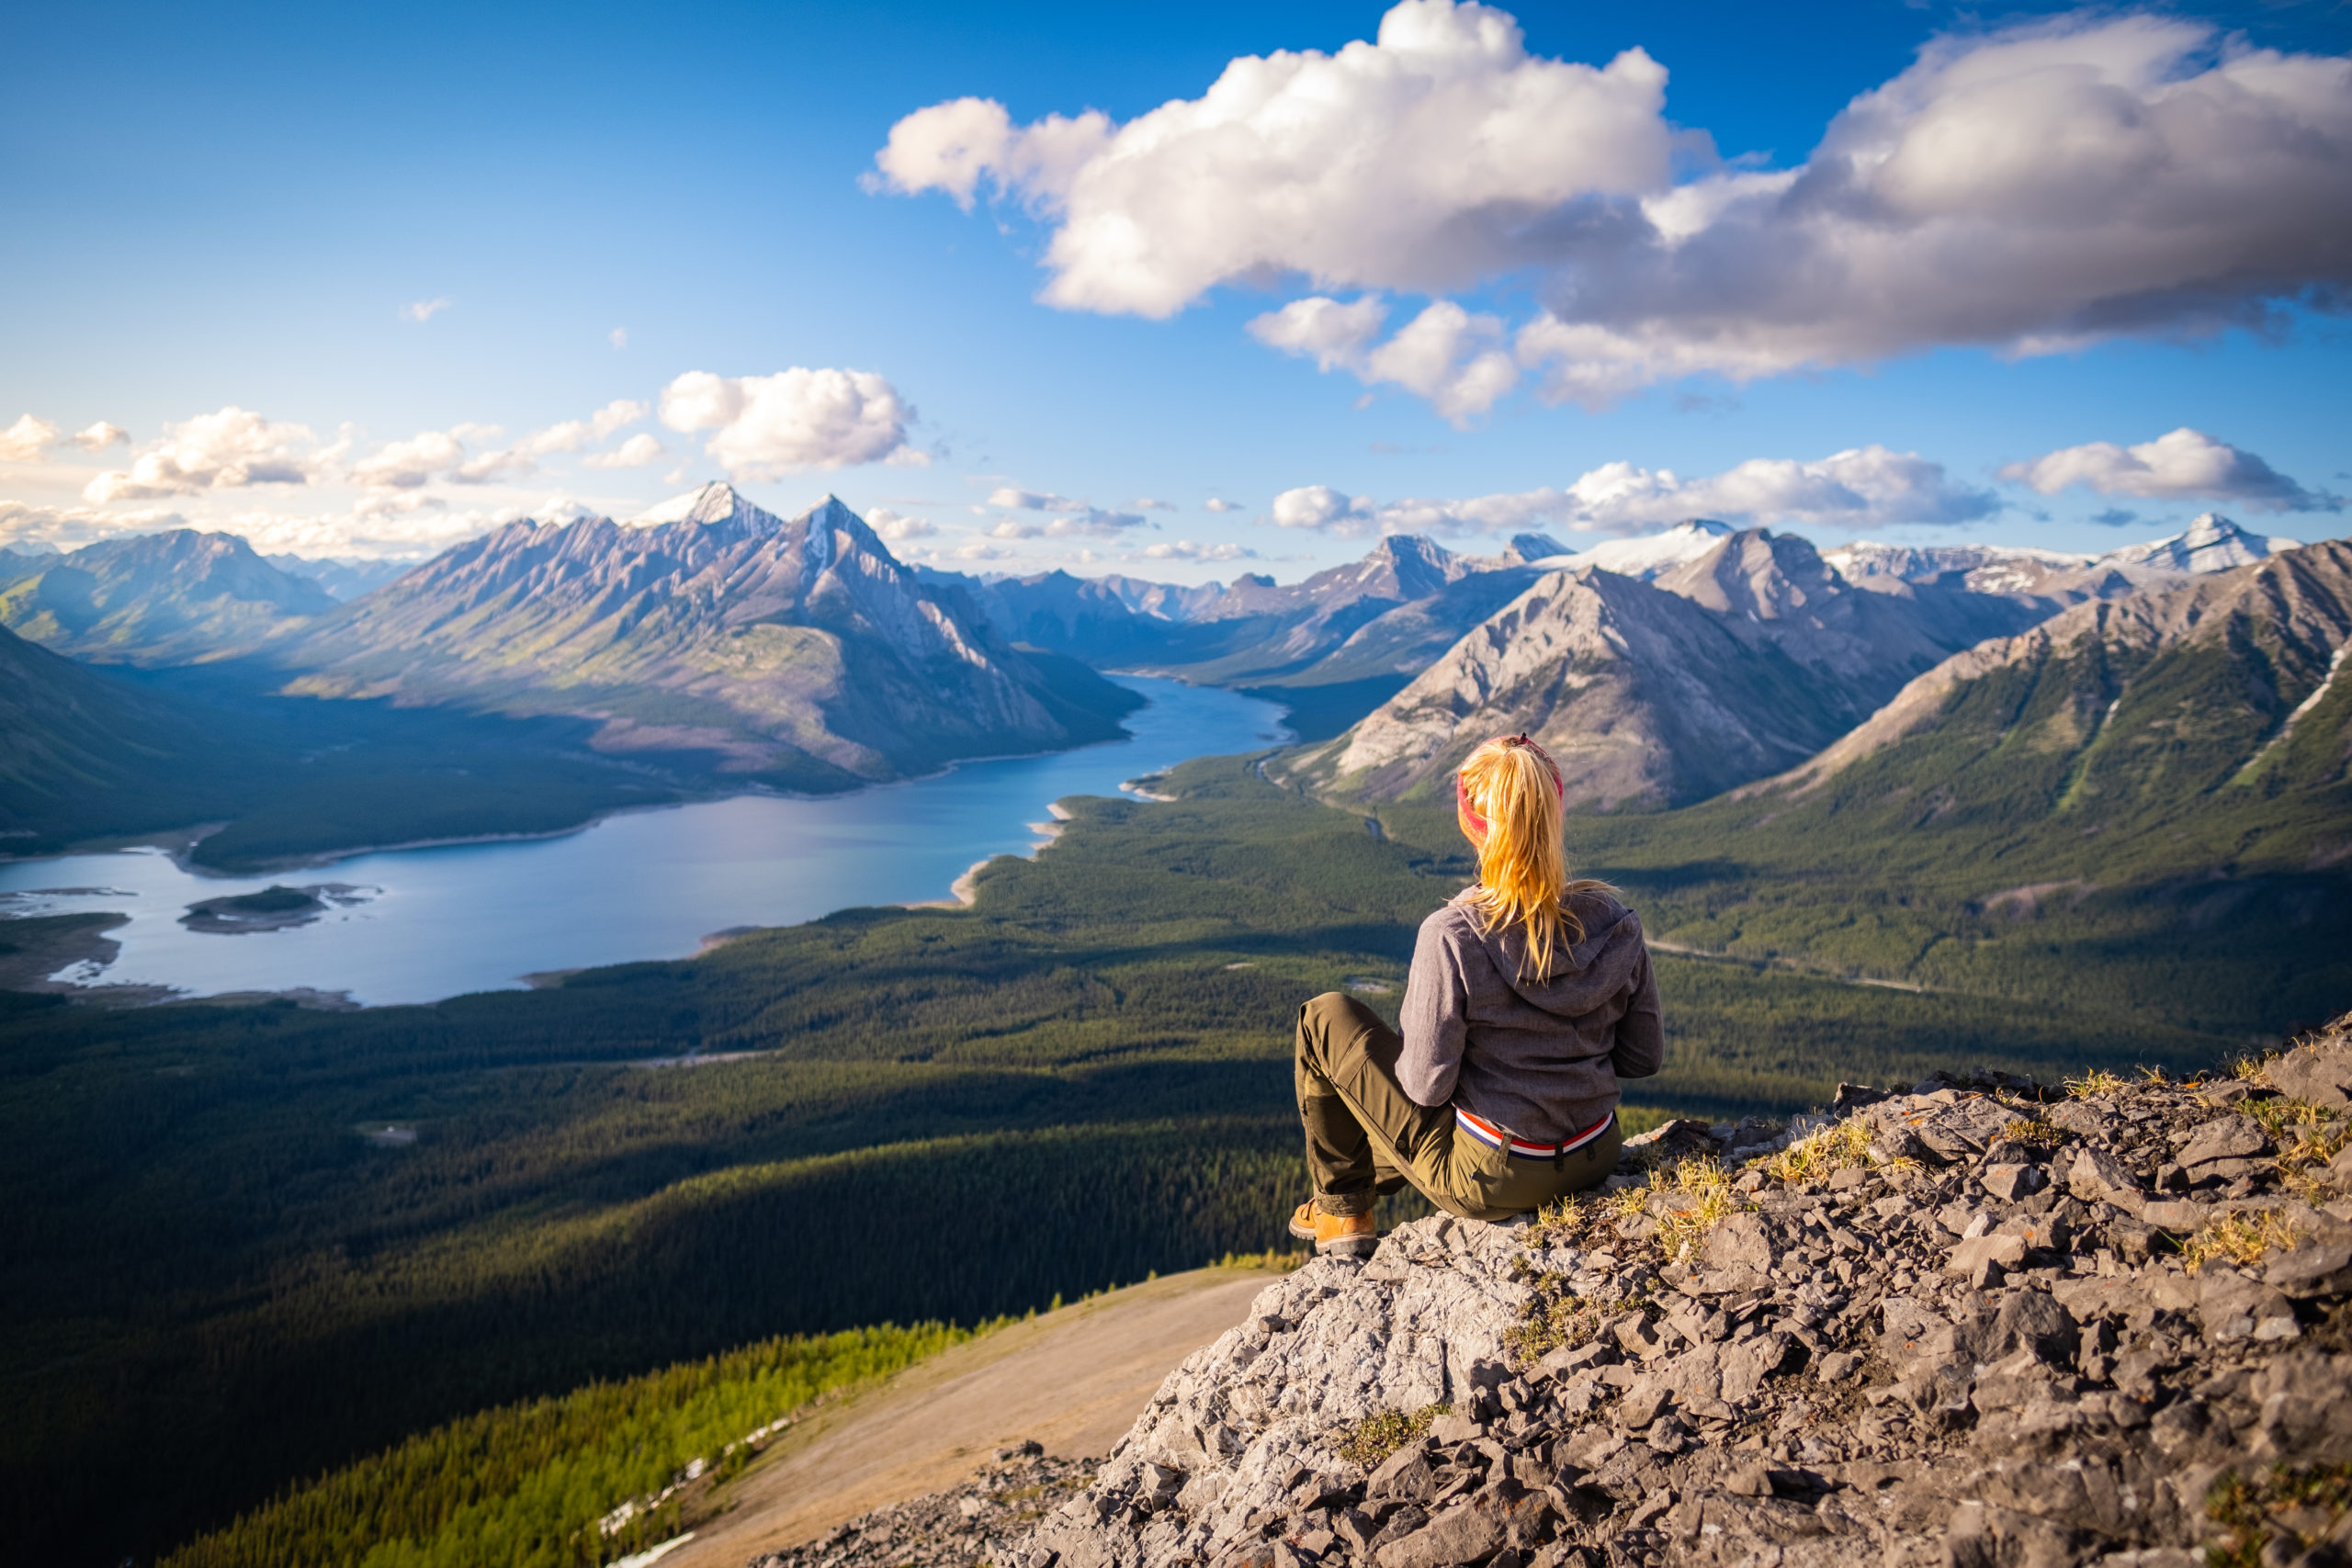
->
[1295,991,1623,1223]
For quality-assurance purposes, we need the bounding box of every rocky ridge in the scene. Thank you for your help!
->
[775,1017,2352,1568]
[746,1444,1095,1568]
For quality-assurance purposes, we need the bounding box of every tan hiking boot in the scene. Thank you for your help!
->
[1288,1201,1379,1258]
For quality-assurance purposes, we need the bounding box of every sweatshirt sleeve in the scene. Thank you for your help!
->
[1611,934,1666,1081]
[1397,911,1470,1107]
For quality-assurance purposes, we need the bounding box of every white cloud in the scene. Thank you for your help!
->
[955,538,1015,560]
[660,368,919,476]
[350,429,467,490]
[583,432,666,469]
[881,3,2352,411]
[874,1,1668,317]
[1203,498,1243,513]
[71,421,130,451]
[866,506,936,541]
[345,401,657,490]
[1254,296,1518,423]
[1139,538,1258,561]
[988,486,1083,511]
[1266,446,1996,538]
[526,400,652,457]
[1269,486,1375,535]
[869,96,1113,212]
[0,499,186,550]
[1998,427,2336,513]
[990,519,1039,539]
[85,407,324,502]
[1133,498,1177,512]
[402,298,452,323]
[0,415,61,462]
[610,328,628,349]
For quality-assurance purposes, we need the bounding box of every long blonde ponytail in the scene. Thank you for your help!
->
[1453,735,1609,978]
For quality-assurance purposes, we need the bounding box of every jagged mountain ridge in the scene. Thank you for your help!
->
[1294,529,2035,808]
[0,529,334,665]
[275,485,1139,787]
[1756,539,2352,820]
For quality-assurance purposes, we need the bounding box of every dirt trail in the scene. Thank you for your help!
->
[663,1263,1286,1568]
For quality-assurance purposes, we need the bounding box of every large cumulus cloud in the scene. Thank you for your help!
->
[2000,427,2338,512]
[660,368,922,476]
[876,2,2352,411]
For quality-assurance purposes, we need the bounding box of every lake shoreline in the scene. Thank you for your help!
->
[0,680,1293,1008]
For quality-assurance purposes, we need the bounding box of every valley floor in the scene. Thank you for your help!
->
[664,1263,1290,1568]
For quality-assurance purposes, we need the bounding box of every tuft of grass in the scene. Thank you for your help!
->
[1504,1285,1609,1363]
[2245,1095,2328,1142]
[2066,1067,2129,1097]
[1330,1403,1453,1467]
[1647,1156,1740,1264]
[2206,1462,2352,1568]
[2229,1048,2279,1083]
[2181,1209,2308,1272]
[1765,1119,1873,1186]
[1217,1248,1309,1273]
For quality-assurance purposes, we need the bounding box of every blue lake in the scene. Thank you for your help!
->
[0,678,1290,1007]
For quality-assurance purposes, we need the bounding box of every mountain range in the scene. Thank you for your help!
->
[0,486,2332,853]
[1763,538,2352,819]
[0,530,334,665]
[269,484,1139,788]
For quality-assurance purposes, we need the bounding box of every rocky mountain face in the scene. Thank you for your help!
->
[943,536,1551,725]
[0,529,334,665]
[264,553,421,602]
[1295,530,2018,808]
[1762,539,2352,813]
[905,1021,2352,1568]
[275,485,1140,788]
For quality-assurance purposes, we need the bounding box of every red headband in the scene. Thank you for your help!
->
[1455,734,1564,837]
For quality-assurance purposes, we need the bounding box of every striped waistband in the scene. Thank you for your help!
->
[1455,1106,1616,1160]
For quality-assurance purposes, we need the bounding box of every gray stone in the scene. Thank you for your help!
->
[2266,1220,2352,1298]
[2267,1036,2352,1110]
[1375,1494,1509,1568]
[2068,1147,2146,1211]
[2196,1269,2299,1345]
[2176,1115,2268,1169]
[1981,1163,2046,1201]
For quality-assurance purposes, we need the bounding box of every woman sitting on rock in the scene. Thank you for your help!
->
[1289,733,1664,1257]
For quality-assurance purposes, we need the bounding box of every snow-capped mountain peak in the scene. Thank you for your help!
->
[2098,513,2299,575]
[1559,519,1735,580]
[625,481,786,532]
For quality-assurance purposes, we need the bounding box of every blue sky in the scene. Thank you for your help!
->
[1,0,2346,579]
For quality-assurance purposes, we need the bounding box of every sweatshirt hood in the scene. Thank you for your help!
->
[1457,888,1645,1019]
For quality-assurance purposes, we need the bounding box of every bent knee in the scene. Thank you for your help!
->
[1300,990,1375,1031]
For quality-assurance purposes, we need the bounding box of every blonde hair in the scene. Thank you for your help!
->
[1453,735,1610,978]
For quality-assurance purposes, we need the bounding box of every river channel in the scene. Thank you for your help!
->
[0,678,1289,1006]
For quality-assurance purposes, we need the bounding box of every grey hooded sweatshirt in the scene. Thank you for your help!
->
[1398,887,1664,1144]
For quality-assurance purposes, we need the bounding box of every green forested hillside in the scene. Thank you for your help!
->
[0,757,2256,1563]
[0,648,677,865]
[159,1322,981,1568]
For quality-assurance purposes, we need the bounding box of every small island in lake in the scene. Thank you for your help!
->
[180,884,372,934]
